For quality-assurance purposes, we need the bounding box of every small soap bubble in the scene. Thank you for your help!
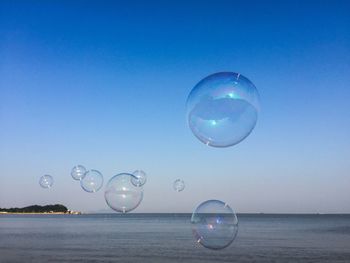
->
[191,200,238,250]
[131,170,147,186]
[105,173,143,213]
[80,169,103,193]
[173,179,185,192]
[39,175,54,189]
[186,72,260,147]
[71,165,87,181]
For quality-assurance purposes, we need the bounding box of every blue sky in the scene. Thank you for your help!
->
[1,0,349,213]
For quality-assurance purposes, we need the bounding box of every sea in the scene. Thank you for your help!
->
[0,214,350,262]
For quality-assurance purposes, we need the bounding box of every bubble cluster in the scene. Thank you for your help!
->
[173,179,185,192]
[186,72,260,147]
[71,165,87,181]
[191,200,238,250]
[131,170,147,187]
[39,175,54,189]
[80,169,104,193]
[105,173,143,213]
[35,71,257,251]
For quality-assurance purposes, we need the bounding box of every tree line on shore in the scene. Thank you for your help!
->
[0,204,68,213]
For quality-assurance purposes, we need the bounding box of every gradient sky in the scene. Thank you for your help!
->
[1,0,349,213]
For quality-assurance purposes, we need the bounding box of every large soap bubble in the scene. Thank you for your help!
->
[71,165,87,181]
[173,179,185,192]
[80,169,103,193]
[186,72,260,147]
[105,173,143,213]
[191,200,238,250]
[39,175,54,189]
[131,170,147,187]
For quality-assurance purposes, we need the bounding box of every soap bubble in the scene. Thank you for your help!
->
[186,72,260,147]
[80,169,103,193]
[39,175,54,189]
[173,179,185,192]
[71,165,87,181]
[191,200,238,250]
[131,170,147,187]
[105,173,143,213]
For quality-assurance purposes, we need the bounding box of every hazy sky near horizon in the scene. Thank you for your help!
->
[1,0,350,213]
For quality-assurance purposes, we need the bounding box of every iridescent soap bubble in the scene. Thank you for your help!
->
[131,170,147,187]
[191,200,238,250]
[39,175,54,189]
[71,165,87,181]
[105,173,143,213]
[186,72,260,147]
[80,169,103,193]
[173,179,185,192]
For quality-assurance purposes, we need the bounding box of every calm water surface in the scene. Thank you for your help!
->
[0,214,350,262]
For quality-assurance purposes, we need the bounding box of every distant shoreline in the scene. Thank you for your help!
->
[0,212,81,215]
[0,204,81,215]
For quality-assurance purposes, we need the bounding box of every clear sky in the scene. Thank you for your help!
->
[1,0,349,213]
